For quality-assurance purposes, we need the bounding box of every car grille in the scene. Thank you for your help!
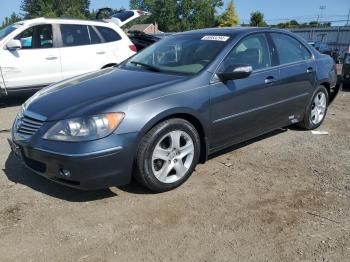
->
[17,115,44,136]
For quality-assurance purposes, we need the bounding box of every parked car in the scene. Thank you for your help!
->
[308,41,338,63]
[8,28,337,192]
[342,52,350,86]
[0,10,149,97]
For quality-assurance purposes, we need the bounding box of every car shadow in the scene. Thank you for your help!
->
[341,83,350,92]
[208,128,288,160]
[117,180,153,195]
[3,153,117,202]
[0,94,31,109]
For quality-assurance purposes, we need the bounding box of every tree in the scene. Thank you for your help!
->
[249,11,267,27]
[1,12,22,29]
[130,0,223,32]
[219,0,239,27]
[21,0,90,19]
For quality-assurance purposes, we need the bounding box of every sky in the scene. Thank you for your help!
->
[1,0,349,26]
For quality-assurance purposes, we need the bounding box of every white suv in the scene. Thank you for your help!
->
[0,11,145,96]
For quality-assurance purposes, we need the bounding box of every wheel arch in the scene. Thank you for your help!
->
[138,110,209,164]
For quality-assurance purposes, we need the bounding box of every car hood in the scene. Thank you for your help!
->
[24,68,186,121]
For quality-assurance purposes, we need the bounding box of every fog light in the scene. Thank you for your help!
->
[59,169,71,177]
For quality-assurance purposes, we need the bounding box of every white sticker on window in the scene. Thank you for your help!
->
[201,35,230,42]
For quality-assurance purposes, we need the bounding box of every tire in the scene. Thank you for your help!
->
[135,118,200,192]
[297,86,329,130]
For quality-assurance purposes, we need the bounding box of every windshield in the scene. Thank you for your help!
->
[0,24,22,41]
[123,34,230,75]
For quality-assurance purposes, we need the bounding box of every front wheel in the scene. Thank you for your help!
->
[297,86,329,130]
[135,119,200,192]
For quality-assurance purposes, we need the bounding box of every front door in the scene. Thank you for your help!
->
[1,24,61,89]
[210,33,281,150]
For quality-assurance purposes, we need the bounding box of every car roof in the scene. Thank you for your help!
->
[179,27,286,36]
[17,17,110,27]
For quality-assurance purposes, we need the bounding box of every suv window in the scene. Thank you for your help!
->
[88,26,102,44]
[60,24,90,47]
[223,34,271,71]
[271,33,311,65]
[15,24,53,49]
[96,26,121,43]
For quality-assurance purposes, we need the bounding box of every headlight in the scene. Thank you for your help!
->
[43,113,124,142]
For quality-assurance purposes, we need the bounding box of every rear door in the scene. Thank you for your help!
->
[268,32,316,121]
[58,24,105,80]
[1,24,61,89]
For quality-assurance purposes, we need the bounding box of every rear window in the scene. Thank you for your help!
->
[60,24,90,47]
[111,11,134,22]
[96,26,121,43]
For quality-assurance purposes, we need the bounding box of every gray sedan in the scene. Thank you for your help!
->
[9,27,337,192]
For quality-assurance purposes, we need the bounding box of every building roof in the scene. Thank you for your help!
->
[128,24,153,32]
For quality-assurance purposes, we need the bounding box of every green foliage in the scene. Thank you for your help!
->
[1,12,22,29]
[249,11,267,27]
[274,20,332,29]
[21,0,91,19]
[130,0,224,32]
[218,0,239,27]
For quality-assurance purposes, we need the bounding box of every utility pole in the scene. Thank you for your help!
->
[317,5,326,27]
[346,8,350,26]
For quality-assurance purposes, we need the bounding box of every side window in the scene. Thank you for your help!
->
[88,26,102,44]
[15,27,34,49]
[60,24,90,47]
[96,26,121,43]
[223,34,271,71]
[270,33,311,65]
[37,24,53,48]
[14,24,53,49]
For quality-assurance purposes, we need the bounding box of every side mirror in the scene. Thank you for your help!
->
[217,64,253,82]
[6,39,22,51]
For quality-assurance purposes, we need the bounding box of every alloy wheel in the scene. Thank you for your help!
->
[151,130,195,183]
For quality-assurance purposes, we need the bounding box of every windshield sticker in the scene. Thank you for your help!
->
[201,35,230,42]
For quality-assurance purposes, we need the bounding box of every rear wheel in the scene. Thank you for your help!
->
[135,118,200,192]
[297,86,328,130]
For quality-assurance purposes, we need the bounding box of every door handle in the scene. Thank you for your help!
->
[96,51,106,55]
[265,76,276,85]
[46,56,58,60]
[307,67,314,73]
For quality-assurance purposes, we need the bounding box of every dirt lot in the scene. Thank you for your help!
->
[0,88,349,262]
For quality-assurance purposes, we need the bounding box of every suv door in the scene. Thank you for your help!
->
[210,33,281,150]
[59,24,108,80]
[1,24,61,89]
[268,32,316,121]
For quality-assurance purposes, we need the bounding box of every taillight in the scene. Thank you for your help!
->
[129,45,137,52]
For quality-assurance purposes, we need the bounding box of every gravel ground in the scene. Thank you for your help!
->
[0,88,349,262]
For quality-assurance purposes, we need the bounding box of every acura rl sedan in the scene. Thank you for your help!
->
[8,27,337,192]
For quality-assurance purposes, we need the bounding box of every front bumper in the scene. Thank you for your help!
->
[8,132,138,190]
